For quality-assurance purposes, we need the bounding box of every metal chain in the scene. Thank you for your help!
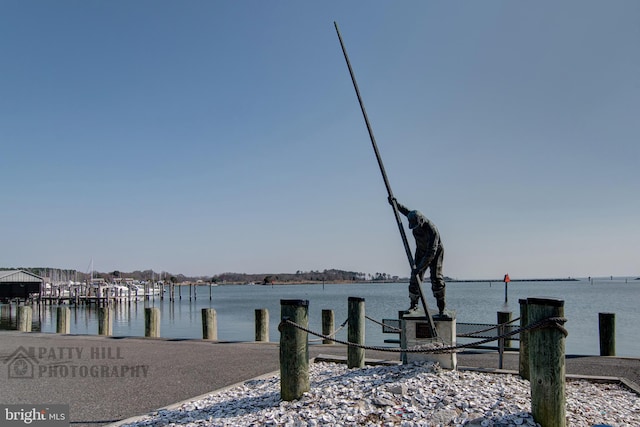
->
[279,316,567,354]
[365,315,523,337]
[309,318,349,343]
[457,316,522,337]
[365,315,402,333]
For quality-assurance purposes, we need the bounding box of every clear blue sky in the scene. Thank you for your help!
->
[1,1,638,279]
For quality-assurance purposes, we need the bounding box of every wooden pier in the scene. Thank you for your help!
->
[38,295,129,306]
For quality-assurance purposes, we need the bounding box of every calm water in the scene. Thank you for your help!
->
[2,278,638,357]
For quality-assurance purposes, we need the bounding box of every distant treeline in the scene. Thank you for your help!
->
[1,267,399,284]
[4,267,602,285]
[213,269,395,284]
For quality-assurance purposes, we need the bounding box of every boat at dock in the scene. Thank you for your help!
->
[39,279,165,304]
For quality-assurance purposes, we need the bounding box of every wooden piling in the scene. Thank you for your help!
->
[17,305,32,332]
[598,312,615,356]
[321,309,335,345]
[56,306,71,334]
[0,304,10,322]
[255,308,269,342]
[347,297,365,369]
[35,301,42,325]
[145,307,160,338]
[518,299,530,380]
[528,297,566,427]
[201,308,217,340]
[498,311,513,348]
[9,303,15,324]
[496,311,512,369]
[98,307,113,336]
[279,299,309,401]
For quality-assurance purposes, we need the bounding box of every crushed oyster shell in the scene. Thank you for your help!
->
[122,361,639,427]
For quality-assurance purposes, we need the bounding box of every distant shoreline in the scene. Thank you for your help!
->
[448,277,580,283]
[209,277,582,286]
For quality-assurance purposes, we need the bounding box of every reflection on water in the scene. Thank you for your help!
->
[1,278,639,357]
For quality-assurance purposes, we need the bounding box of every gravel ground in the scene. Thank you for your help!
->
[119,361,640,427]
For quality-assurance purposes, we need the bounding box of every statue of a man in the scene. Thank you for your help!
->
[390,198,446,316]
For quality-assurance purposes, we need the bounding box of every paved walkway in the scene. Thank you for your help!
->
[0,331,638,426]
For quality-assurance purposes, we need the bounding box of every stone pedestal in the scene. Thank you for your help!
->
[401,309,457,370]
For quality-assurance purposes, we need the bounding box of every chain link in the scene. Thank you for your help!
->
[457,316,522,337]
[366,315,523,337]
[279,316,567,354]
[365,315,402,333]
[309,318,349,342]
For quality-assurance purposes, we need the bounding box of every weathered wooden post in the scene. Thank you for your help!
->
[201,308,217,340]
[518,299,530,380]
[0,304,10,322]
[32,303,42,325]
[255,308,269,342]
[279,299,309,401]
[98,307,113,336]
[321,309,335,345]
[145,307,160,338]
[17,305,32,332]
[528,297,566,427]
[347,297,365,368]
[498,311,513,348]
[598,312,615,356]
[56,306,71,334]
[496,311,512,369]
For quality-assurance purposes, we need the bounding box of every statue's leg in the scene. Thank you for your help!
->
[430,247,446,315]
[407,278,420,311]
[407,267,425,311]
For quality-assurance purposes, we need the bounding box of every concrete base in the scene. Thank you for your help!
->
[401,309,457,370]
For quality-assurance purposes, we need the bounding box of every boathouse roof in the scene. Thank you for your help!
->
[0,270,43,283]
[0,270,43,301]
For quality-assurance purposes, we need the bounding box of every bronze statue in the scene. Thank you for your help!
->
[391,198,446,316]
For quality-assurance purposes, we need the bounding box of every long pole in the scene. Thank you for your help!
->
[334,22,436,337]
